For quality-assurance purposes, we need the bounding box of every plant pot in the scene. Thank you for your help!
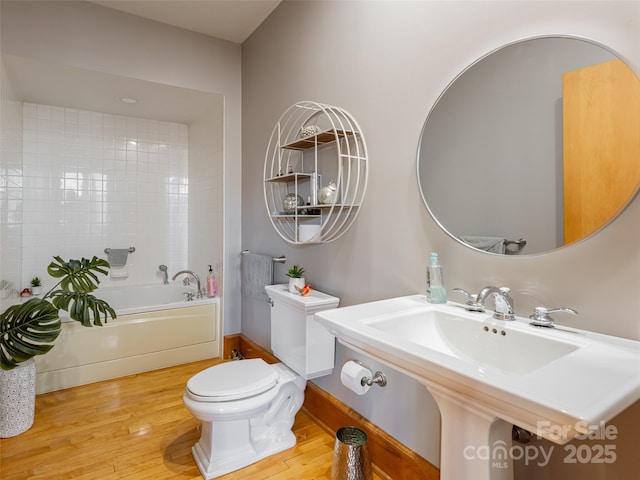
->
[288,277,305,294]
[30,286,42,296]
[0,358,36,438]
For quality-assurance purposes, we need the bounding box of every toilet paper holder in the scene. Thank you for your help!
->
[354,361,387,388]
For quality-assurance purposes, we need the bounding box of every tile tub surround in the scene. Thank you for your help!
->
[20,102,189,288]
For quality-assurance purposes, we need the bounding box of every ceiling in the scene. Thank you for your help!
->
[3,1,283,121]
[4,54,222,123]
[89,0,282,43]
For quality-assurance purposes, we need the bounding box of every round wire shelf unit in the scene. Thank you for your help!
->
[264,101,368,244]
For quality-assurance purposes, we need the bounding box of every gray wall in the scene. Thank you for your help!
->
[242,1,639,478]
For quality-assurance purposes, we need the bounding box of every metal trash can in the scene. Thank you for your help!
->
[331,426,373,480]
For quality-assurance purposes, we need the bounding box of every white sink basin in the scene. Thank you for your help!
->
[366,307,581,375]
[315,295,640,480]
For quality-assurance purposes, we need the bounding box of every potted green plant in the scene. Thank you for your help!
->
[0,256,116,437]
[286,264,305,293]
[29,277,42,296]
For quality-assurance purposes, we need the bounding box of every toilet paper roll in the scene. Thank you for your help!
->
[340,361,371,395]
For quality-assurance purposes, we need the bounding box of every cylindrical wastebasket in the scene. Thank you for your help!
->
[331,426,373,480]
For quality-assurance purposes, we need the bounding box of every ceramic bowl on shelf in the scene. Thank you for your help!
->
[283,193,304,214]
[298,125,322,138]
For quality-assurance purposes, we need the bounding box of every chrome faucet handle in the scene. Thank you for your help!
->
[529,306,578,328]
[183,291,195,302]
[452,288,484,312]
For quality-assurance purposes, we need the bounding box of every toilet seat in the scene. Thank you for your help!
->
[187,358,279,402]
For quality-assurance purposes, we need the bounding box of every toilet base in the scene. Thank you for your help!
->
[192,427,296,479]
[189,379,305,479]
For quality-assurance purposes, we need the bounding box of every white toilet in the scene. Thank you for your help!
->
[183,284,339,479]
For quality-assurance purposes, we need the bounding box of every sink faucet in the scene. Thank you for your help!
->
[159,264,169,284]
[172,270,203,298]
[452,288,485,312]
[529,306,578,328]
[476,286,515,320]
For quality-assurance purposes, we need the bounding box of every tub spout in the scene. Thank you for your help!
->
[172,270,202,298]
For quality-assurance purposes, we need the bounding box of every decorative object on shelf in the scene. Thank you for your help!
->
[286,264,305,294]
[283,193,304,214]
[0,256,116,437]
[29,277,42,296]
[264,101,368,244]
[310,172,319,205]
[318,180,338,205]
[299,125,322,138]
[299,224,322,242]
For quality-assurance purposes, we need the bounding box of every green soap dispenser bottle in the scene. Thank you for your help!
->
[426,252,447,304]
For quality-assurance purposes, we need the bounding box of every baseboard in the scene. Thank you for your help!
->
[229,334,440,480]
[223,333,240,359]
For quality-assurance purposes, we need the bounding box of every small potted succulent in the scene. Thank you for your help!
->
[286,264,305,294]
[30,277,42,296]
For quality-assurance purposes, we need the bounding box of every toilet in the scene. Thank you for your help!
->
[183,284,339,479]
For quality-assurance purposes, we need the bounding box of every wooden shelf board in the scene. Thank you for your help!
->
[281,129,356,150]
[265,172,312,183]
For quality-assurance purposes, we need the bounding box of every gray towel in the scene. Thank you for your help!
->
[107,249,130,267]
[241,252,273,302]
[459,236,506,254]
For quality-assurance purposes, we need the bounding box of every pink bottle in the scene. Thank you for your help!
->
[207,265,217,297]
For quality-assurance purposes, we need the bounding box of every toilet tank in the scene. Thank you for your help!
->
[265,284,339,379]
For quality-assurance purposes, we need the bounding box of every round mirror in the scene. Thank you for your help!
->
[417,36,640,255]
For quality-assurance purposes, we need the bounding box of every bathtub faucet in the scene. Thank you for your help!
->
[172,270,203,298]
[159,265,169,284]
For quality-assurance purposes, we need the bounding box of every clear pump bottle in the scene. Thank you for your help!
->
[426,252,447,304]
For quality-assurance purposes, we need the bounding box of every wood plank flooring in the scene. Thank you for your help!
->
[0,359,384,480]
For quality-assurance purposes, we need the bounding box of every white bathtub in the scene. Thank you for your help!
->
[36,284,220,394]
[60,283,208,320]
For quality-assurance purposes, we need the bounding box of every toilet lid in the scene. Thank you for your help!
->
[187,358,279,401]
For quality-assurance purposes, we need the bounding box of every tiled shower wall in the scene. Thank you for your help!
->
[21,102,190,291]
[0,58,23,310]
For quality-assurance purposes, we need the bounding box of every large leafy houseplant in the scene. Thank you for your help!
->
[0,256,116,370]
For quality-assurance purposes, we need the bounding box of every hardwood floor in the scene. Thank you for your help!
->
[0,359,384,480]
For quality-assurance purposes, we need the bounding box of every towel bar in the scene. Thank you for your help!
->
[104,247,136,254]
[241,250,286,264]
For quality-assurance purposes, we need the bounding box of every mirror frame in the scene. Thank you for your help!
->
[417,35,640,256]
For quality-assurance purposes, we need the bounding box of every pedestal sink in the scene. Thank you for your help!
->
[314,295,640,480]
